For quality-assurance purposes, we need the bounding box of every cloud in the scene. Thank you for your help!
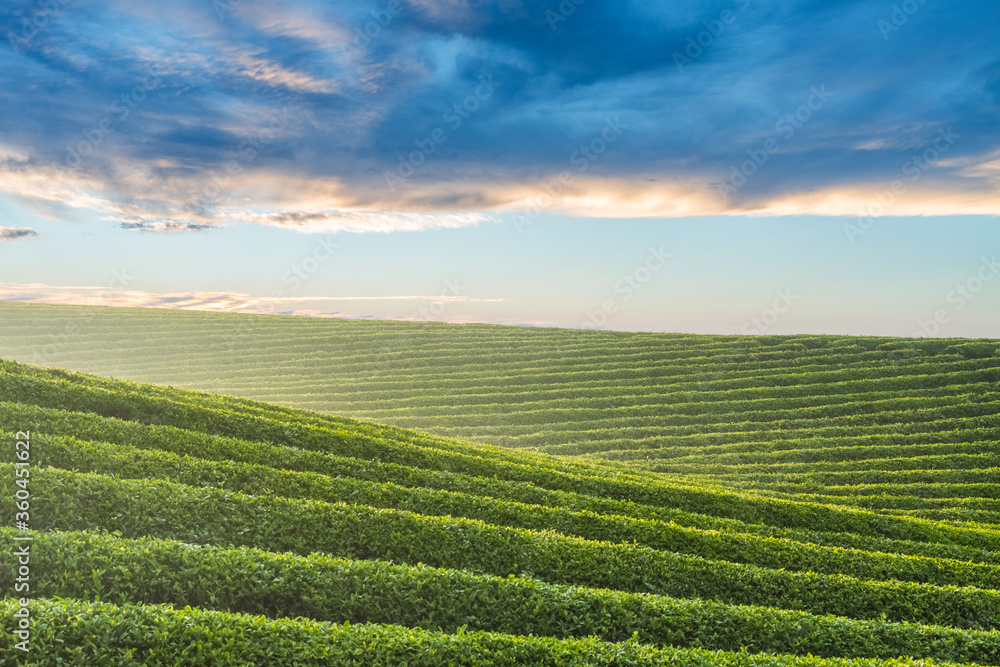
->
[0,283,506,315]
[1,0,998,227]
[241,209,493,233]
[0,144,496,232]
[119,220,215,233]
[0,227,39,241]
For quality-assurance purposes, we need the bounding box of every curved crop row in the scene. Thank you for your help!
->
[3,529,999,664]
[5,466,999,629]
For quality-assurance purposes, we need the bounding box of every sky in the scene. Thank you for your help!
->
[0,0,998,337]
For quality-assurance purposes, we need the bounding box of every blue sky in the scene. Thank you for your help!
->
[0,0,998,336]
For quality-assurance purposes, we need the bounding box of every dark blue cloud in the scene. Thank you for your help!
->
[0,0,998,222]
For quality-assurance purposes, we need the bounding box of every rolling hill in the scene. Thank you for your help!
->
[0,305,998,662]
[1,302,997,473]
[0,359,998,663]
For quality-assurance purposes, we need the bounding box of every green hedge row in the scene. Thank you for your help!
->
[14,357,997,471]
[5,466,999,629]
[528,420,1000,456]
[303,388,975,421]
[877,507,1000,526]
[9,358,989,430]
[555,428,1000,458]
[739,488,1000,514]
[331,363,1000,404]
[346,396,995,429]
[60,346,1000,391]
[751,481,997,500]
[28,432,1000,591]
[662,444,994,466]
[3,369,996,550]
[5,402,996,569]
[3,529,999,664]
[211,379,985,415]
[647,454,999,478]
[10,329,973,382]
[693,468,1000,487]
[356,405,1000,438]
[838,497,999,514]
[0,365,661,483]
[0,400,731,525]
[1,596,992,667]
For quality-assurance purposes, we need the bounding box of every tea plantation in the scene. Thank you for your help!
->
[0,301,998,664]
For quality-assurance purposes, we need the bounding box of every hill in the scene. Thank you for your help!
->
[1,302,997,476]
[1,348,999,663]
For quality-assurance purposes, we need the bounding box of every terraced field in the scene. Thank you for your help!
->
[2,356,1000,664]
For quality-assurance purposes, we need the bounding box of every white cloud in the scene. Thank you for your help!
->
[2,137,998,233]
[0,283,506,315]
[240,210,493,233]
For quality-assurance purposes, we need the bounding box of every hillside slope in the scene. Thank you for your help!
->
[1,357,999,664]
[2,302,998,534]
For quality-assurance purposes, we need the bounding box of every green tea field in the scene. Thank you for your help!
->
[2,301,998,474]
[0,303,1000,665]
[0,301,999,663]
[1,352,999,664]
